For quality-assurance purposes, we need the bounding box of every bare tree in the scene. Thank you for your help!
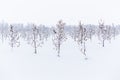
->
[112,24,116,39]
[27,24,45,54]
[0,22,8,43]
[9,25,20,48]
[98,20,107,47]
[106,25,112,43]
[31,24,40,54]
[53,20,66,57]
[74,21,87,57]
[32,25,38,53]
[87,25,95,41]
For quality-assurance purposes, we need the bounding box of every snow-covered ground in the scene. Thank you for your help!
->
[1,0,120,79]
[0,35,120,80]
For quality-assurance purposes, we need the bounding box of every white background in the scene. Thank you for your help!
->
[0,0,120,25]
[0,0,120,80]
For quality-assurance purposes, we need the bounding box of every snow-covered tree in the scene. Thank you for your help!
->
[98,20,109,47]
[74,21,87,57]
[8,25,20,48]
[26,24,46,54]
[53,20,66,57]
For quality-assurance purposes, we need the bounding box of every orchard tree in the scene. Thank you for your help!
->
[98,20,108,47]
[74,21,87,58]
[53,20,66,57]
[27,24,46,54]
[9,25,20,48]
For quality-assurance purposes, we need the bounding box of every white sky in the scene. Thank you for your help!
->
[0,0,120,25]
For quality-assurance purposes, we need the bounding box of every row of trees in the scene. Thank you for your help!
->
[0,20,119,57]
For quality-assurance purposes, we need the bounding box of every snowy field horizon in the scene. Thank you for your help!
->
[0,20,120,80]
[0,20,119,55]
[1,0,120,79]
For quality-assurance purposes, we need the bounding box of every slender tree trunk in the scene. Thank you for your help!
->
[102,39,104,47]
[57,39,60,57]
[33,31,37,54]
